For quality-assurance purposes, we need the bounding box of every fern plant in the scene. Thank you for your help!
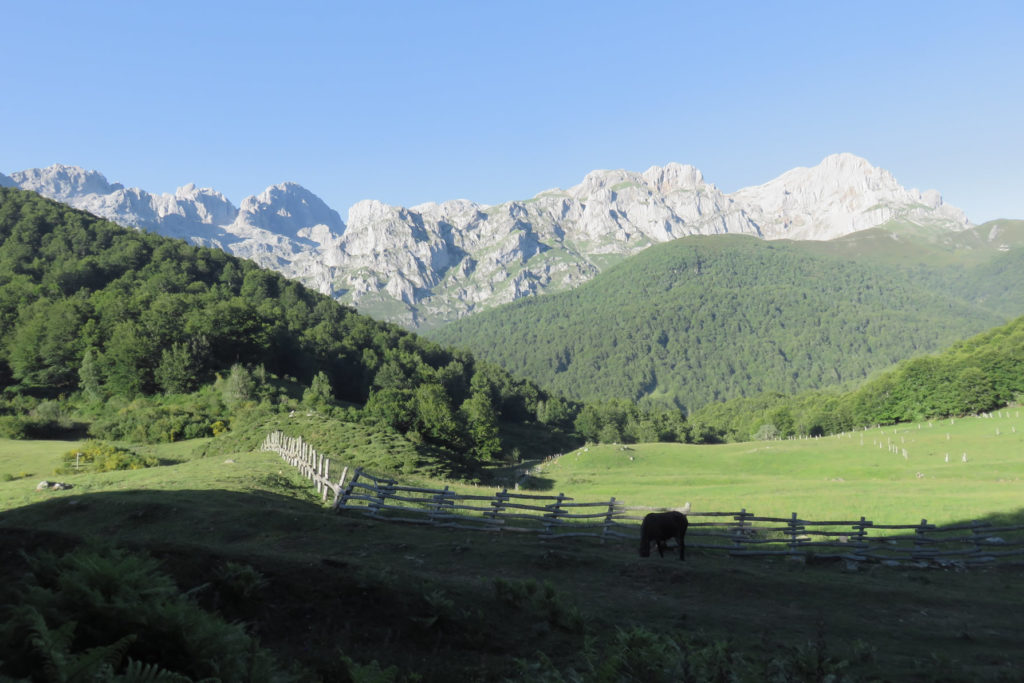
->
[0,546,290,682]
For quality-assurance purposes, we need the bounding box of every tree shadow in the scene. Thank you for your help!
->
[516,475,555,491]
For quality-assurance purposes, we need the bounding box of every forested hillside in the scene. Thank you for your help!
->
[691,313,1024,441]
[428,234,1012,413]
[0,188,611,471]
[805,219,1024,318]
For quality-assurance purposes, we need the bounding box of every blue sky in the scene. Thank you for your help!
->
[2,1,1022,223]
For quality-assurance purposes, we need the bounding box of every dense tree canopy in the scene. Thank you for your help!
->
[428,235,1011,414]
[691,314,1024,441]
[0,188,599,458]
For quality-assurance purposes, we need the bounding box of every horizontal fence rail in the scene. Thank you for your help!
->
[261,432,1024,567]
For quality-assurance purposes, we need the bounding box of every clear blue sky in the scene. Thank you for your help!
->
[2,1,1022,223]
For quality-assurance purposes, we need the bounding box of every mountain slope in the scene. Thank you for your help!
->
[8,154,972,328]
[0,187,585,469]
[797,218,1024,319]
[426,234,1010,413]
[691,312,1024,440]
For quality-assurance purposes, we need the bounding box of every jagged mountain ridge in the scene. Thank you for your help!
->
[8,154,972,328]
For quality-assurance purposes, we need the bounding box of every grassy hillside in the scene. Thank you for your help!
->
[3,433,1024,681]
[428,234,1014,413]
[531,409,1024,527]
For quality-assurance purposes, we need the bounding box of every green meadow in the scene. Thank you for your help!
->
[3,416,1024,680]
[0,438,320,512]
[5,407,1023,529]
[531,409,1024,528]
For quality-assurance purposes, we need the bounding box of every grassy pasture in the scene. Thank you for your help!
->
[531,409,1024,530]
[0,438,320,512]
[3,426,1024,680]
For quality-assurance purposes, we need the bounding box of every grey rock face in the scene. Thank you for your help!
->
[7,155,971,328]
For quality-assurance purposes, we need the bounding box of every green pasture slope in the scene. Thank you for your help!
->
[0,438,322,511]
[533,408,1024,529]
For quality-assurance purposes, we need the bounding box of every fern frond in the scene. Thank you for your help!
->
[116,657,195,682]
[19,605,77,682]
[63,632,137,681]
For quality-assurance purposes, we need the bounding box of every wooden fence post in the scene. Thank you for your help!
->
[430,486,451,524]
[321,457,330,502]
[489,488,509,524]
[851,516,871,561]
[337,467,362,510]
[331,466,349,509]
[601,497,617,543]
[369,477,394,516]
[544,493,566,535]
[787,512,803,554]
[732,509,749,552]
[912,518,929,560]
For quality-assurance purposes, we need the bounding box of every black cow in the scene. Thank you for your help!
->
[639,510,689,560]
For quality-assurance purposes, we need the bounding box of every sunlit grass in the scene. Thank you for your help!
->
[532,409,1024,527]
[5,407,1023,530]
[0,437,313,511]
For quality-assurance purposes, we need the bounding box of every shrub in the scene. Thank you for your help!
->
[88,399,221,443]
[0,415,30,439]
[58,441,158,474]
[492,578,584,633]
[0,411,79,439]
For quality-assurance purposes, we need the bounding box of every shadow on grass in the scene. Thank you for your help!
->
[517,475,555,491]
[966,507,1024,542]
[5,489,1024,681]
[0,487,331,556]
[0,487,538,681]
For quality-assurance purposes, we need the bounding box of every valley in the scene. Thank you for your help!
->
[1,174,1023,680]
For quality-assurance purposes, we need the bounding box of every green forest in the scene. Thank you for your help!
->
[0,188,703,470]
[428,233,1021,413]
[690,313,1024,442]
[0,188,576,470]
[2,186,1022,459]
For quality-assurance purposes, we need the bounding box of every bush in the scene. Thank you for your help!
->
[0,415,30,439]
[58,441,158,474]
[0,398,81,439]
[88,398,221,443]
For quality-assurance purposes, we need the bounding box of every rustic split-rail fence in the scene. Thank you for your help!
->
[260,431,1024,567]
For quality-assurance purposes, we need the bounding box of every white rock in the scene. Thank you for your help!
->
[7,154,973,328]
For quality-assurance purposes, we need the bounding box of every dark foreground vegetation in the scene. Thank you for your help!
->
[3,482,1023,681]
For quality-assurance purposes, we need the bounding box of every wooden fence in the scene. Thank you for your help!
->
[260,431,349,505]
[261,432,1024,567]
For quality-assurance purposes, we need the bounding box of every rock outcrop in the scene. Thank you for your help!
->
[7,155,972,328]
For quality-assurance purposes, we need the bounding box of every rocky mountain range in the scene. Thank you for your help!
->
[6,154,972,328]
